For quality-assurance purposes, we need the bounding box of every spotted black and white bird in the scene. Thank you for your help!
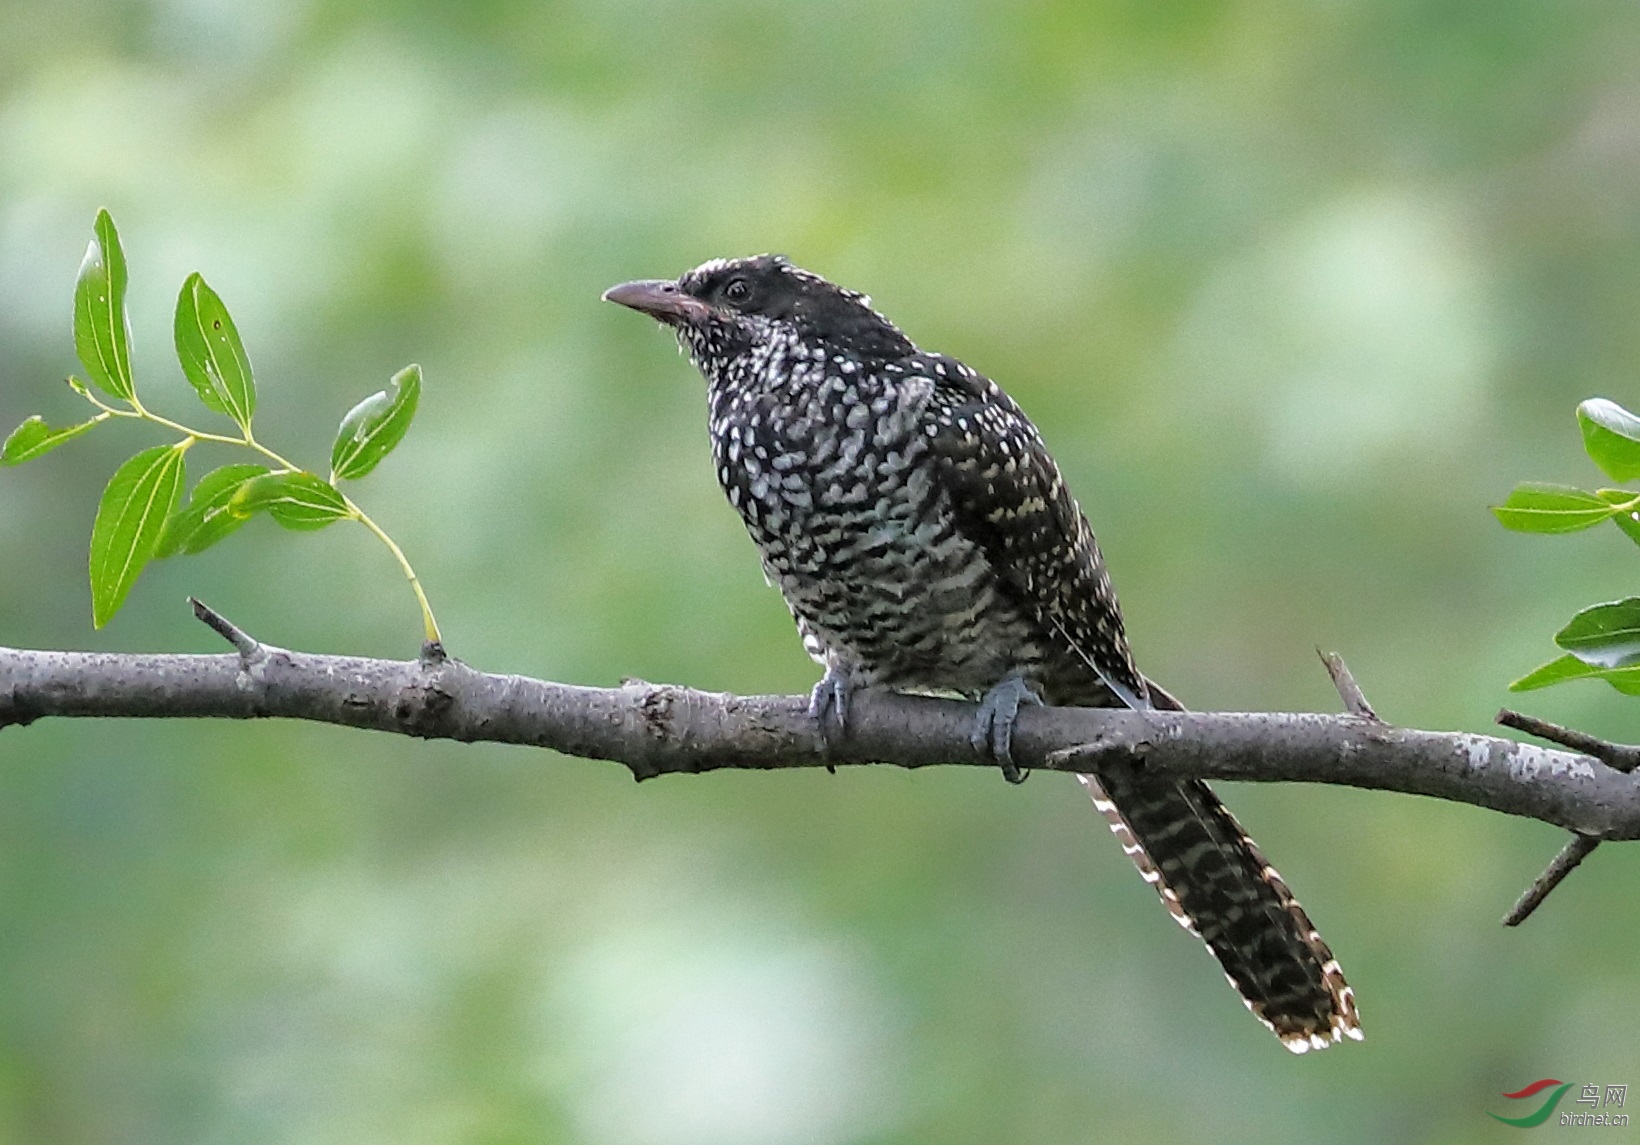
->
[604,255,1363,1052]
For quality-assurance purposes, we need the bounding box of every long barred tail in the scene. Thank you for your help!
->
[1075,678,1362,1050]
[1078,771,1361,1050]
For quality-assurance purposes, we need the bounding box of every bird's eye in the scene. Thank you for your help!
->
[722,277,753,305]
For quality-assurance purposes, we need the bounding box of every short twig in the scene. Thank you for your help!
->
[1045,742,1105,768]
[189,597,261,661]
[1491,709,1637,923]
[1503,834,1602,926]
[1496,709,1640,773]
[1319,651,1380,721]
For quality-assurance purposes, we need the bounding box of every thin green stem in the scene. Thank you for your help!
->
[238,431,301,476]
[344,495,442,646]
[124,396,246,448]
[84,391,254,453]
[78,390,142,419]
[104,392,302,472]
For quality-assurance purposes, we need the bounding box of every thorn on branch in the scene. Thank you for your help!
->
[1318,650,1380,721]
[420,640,447,666]
[1044,728,1144,771]
[189,597,261,662]
[1496,709,1640,774]
[1502,833,1602,927]
[1045,742,1105,769]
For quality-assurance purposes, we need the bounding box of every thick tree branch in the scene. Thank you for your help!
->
[3,612,1639,853]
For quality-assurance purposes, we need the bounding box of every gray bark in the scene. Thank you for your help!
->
[3,635,1635,841]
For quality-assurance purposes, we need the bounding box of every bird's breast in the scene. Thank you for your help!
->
[707,369,1049,694]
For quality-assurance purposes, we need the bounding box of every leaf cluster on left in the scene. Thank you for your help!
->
[2,210,439,642]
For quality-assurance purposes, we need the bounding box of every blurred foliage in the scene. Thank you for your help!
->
[4,1,1640,1142]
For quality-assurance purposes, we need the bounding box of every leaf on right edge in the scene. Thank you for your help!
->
[330,364,421,481]
[230,471,351,531]
[1605,671,1640,696]
[1553,597,1640,669]
[1510,653,1606,691]
[89,442,188,628]
[2,415,102,466]
[1578,398,1640,483]
[1592,488,1640,547]
[1491,482,1617,534]
[174,272,256,431]
[155,463,269,557]
[1509,652,1640,694]
[73,209,136,401]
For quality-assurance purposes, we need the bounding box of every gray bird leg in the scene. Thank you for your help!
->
[972,672,1043,784]
[808,663,852,739]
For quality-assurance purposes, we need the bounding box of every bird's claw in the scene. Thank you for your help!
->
[809,666,852,752]
[972,673,1043,785]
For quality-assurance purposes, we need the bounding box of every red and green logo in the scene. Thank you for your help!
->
[1490,1079,1573,1127]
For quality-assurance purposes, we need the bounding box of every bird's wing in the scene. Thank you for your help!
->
[913,353,1147,707]
[916,354,1362,1050]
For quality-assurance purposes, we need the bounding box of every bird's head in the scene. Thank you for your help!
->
[603,255,914,381]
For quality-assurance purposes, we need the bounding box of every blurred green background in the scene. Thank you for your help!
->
[4,1,1640,1141]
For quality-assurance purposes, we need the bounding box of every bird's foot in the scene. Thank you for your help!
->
[972,673,1043,784]
[809,665,852,750]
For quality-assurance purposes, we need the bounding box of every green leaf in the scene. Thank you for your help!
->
[1509,597,1640,694]
[2,414,103,466]
[331,364,421,481]
[1592,488,1640,547]
[1578,398,1640,483]
[1509,652,1640,694]
[1612,512,1640,547]
[73,209,135,401]
[89,442,189,628]
[154,463,269,557]
[1491,482,1617,534]
[1510,653,1603,691]
[1553,598,1640,668]
[174,272,256,430]
[230,471,351,531]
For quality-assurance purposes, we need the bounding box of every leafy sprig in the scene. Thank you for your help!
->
[1494,397,1640,692]
[2,209,441,643]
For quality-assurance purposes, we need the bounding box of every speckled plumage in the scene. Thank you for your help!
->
[605,255,1362,1052]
